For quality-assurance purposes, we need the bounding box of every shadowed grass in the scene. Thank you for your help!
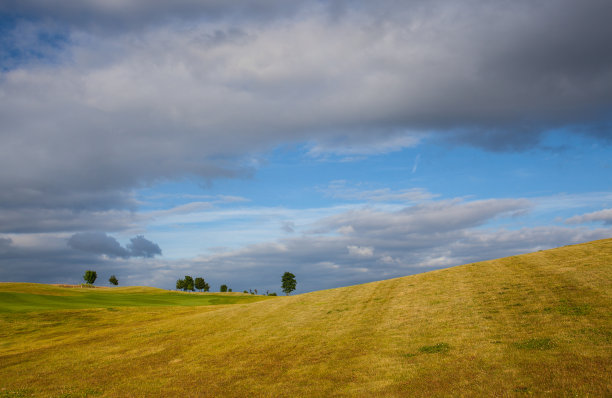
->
[1,238,611,397]
[513,338,555,350]
[418,342,451,354]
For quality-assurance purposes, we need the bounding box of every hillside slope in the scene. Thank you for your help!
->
[1,239,611,397]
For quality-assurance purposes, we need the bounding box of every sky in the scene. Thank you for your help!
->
[0,0,611,294]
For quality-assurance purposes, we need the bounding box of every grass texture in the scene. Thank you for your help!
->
[1,238,611,397]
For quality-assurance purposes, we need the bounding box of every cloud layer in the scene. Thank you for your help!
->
[1,0,611,224]
[1,1,611,291]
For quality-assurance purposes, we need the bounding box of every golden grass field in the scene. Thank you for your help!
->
[1,238,611,397]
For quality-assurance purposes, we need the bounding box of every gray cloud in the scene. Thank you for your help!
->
[313,199,531,236]
[3,0,612,173]
[281,221,295,233]
[67,232,130,258]
[566,208,612,225]
[0,209,138,233]
[126,235,162,258]
[67,232,162,258]
[0,237,12,252]
[0,240,164,286]
[1,0,610,218]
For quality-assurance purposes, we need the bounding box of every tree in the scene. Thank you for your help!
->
[109,275,119,286]
[83,270,97,285]
[203,282,210,292]
[176,279,185,290]
[184,275,195,292]
[281,272,296,295]
[195,277,206,292]
[220,284,228,292]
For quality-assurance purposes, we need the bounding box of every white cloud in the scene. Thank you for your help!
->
[566,208,612,225]
[379,255,399,264]
[324,180,436,203]
[347,245,374,257]
[411,154,421,174]
[337,225,355,235]
[307,134,422,159]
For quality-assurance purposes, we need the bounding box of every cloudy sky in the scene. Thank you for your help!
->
[1,0,611,293]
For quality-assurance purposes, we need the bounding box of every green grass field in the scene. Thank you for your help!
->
[1,239,611,397]
[0,284,271,313]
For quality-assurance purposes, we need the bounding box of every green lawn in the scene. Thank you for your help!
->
[1,239,611,397]
[0,284,271,312]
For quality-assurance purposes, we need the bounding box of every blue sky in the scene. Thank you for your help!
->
[0,1,611,293]
[136,129,610,251]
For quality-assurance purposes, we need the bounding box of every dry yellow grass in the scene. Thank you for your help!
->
[1,239,611,397]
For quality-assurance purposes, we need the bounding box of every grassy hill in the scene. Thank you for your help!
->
[1,239,611,397]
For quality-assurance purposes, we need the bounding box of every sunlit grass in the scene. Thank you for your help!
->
[1,238,611,396]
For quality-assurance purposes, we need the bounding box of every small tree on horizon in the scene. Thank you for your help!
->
[281,272,296,295]
[195,277,206,292]
[83,270,97,285]
[220,284,228,292]
[176,279,185,290]
[109,275,118,286]
[184,275,195,292]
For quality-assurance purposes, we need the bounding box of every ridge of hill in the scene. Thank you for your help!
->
[1,238,611,396]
